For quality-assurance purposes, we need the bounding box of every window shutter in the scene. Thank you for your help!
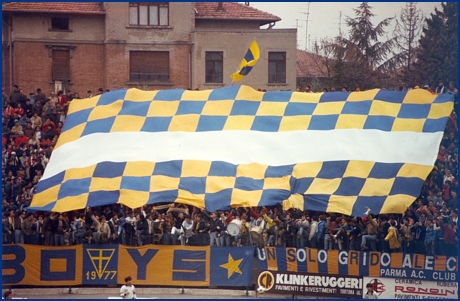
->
[130,51,169,82]
[52,50,70,81]
[154,52,169,77]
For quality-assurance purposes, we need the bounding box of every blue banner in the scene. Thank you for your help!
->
[83,244,119,285]
[210,246,254,287]
[3,244,254,287]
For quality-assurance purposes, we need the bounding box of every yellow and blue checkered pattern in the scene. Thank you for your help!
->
[55,86,453,149]
[230,40,260,82]
[30,85,454,214]
[33,159,433,215]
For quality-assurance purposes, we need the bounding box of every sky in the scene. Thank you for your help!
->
[247,2,442,51]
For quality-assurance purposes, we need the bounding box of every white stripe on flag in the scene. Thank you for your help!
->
[43,129,442,180]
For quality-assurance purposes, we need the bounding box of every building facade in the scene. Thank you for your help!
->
[2,2,297,95]
[192,2,296,91]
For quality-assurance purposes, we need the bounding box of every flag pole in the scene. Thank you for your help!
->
[230,67,239,86]
[230,62,242,86]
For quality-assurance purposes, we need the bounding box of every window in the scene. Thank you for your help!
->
[51,17,69,30]
[205,52,223,83]
[52,50,70,81]
[268,52,286,83]
[129,3,169,26]
[130,51,169,82]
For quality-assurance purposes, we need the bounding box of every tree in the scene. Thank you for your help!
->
[414,2,458,85]
[331,36,369,89]
[308,77,321,92]
[345,2,395,70]
[393,2,425,86]
[311,38,336,79]
[332,2,396,89]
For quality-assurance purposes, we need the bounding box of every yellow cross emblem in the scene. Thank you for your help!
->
[87,249,115,278]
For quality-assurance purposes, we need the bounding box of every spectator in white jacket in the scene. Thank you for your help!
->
[309,216,318,248]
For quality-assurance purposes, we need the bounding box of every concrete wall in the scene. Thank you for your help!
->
[2,44,11,92]
[3,13,105,94]
[11,13,105,42]
[4,3,295,93]
[3,16,12,93]
[105,43,191,90]
[191,29,297,91]
[103,2,192,90]
[69,43,105,94]
[104,2,193,42]
[7,2,194,93]
[11,41,51,95]
[10,41,105,97]
[195,20,261,30]
[4,12,105,95]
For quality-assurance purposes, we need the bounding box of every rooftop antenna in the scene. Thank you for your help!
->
[304,3,311,51]
[332,11,343,36]
[339,11,342,36]
[295,18,303,48]
[310,36,318,52]
[295,19,303,49]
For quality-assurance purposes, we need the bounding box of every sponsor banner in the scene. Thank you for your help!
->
[2,244,254,287]
[257,270,363,298]
[2,244,83,286]
[363,277,458,299]
[257,247,457,281]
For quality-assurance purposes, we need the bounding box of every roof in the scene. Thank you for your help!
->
[194,2,281,25]
[2,2,105,15]
[296,50,333,78]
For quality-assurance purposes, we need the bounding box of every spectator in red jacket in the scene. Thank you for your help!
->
[436,219,457,256]
[57,90,66,108]
[42,118,56,132]
[15,131,28,147]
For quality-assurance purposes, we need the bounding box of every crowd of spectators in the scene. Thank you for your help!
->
[2,84,458,258]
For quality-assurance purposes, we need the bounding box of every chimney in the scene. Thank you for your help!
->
[245,2,250,6]
[217,2,224,11]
